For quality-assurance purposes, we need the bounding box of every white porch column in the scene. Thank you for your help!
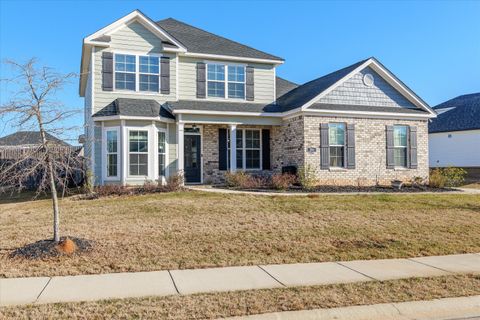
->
[229,124,237,173]
[121,120,126,186]
[177,121,185,175]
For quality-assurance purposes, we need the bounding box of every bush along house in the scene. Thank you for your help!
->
[80,10,436,186]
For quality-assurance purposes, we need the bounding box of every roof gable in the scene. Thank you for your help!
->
[429,93,480,133]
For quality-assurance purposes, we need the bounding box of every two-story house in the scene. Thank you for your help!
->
[80,10,436,186]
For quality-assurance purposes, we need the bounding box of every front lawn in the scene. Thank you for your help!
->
[0,191,479,277]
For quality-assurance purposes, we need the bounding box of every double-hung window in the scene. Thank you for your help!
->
[393,125,408,167]
[129,130,149,176]
[207,63,246,99]
[329,123,345,168]
[105,129,119,178]
[115,54,136,91]
[158,131,166,177]
[227,129,261,170]
[139,56,159,92]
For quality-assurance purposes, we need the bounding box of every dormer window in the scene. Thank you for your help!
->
[207,63,245,99]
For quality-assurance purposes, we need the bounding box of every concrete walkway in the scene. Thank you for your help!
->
[1,253,479,307]
[186,185,480,196]
[227,295,480,320]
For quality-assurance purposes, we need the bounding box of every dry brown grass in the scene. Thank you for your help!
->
[1,191,480,278]
[1,274,479,319]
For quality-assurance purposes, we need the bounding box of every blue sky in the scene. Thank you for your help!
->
[1,0,479,142]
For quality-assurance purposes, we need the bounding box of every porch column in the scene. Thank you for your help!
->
[229,124,237,172]
[177,122,185,176]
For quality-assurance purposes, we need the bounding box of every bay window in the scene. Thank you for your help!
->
[105,128,119,178]
[329,123,345,168]
[207,63,245,99]
[129,130,149,176]
[227,129,261,170]
[393,125,408,167]
[158,131,166,177]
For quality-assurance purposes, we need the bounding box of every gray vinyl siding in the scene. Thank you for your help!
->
[92,22,177,113]
[178,56,275,103]
[168,123,178,176]
[318,67,416,109]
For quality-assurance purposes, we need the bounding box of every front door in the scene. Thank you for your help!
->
[184,134,201,183]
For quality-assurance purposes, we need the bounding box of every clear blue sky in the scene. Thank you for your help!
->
[1,0,479,141]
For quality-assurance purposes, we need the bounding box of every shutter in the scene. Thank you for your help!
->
[218,128,227,170]
[246,66,254,101]
[409,126,418,169]
[320,123,330,170]
[160,57,170,94]
[386,125,395,169]
[102,52,113,91]
[262,129,271,170]
[346,123,355,169]
[196,62,206,98]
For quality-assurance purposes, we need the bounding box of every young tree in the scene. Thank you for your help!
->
[0,58,79,242]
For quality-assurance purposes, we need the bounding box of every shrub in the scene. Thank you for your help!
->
[270,173,296,190]
[429,167,467,188]
[298,164,317,191]
[141,180,159,193]
[163,173,184,192]
[94,184,131,197]
[225,171,264,189]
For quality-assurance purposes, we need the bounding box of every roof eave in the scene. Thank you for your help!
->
[181,52,284,65]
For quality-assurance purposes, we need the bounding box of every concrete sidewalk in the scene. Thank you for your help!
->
[227,295,480,320]
[1,253,479,307]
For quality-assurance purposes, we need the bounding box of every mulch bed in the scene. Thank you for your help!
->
[10,237,94,260]
[216,185,457,193]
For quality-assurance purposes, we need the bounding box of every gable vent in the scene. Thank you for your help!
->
[363,73,374,87]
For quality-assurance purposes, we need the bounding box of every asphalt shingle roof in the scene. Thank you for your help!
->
[275,77,298,99]
[310,103,428,114]
[275,59,369,112]
[166,100,280,113]
[0,131,70,146]
[429,93,480,133]
[156,18,283,62]
[93,98,175,119]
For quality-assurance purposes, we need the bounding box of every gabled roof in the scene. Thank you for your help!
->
[156,18,284,62]
[429,93,480,133]
[276,59,368,112]
[275,76,298,99]
[0,131,70,147]
[93,98,175,119]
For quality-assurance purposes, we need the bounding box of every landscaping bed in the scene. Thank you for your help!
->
[1,191,479,278]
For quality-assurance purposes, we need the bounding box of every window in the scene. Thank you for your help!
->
[115,54,136,91]
[139,56,159,92]
[106,129,118,177]
[158,131,166,177]
[129,130,148,176]
[227,129,260,170]
[329,123,345,168]
[227,66,245,99]
[207,63,246,99]
[207,64,225,97]
[393,126,408,167]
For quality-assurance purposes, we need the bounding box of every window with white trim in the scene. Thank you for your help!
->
[227,129,261,170]
[207,63,245,99]
[329,123,345,168]
[158,131,166,177]
[129,130,149,176]
[115,54,136,91]
[139,56,159,92]
[393,125,408,167]
[105,129,119,177]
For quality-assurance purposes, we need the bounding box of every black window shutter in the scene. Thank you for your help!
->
[102,52,113,91]
[320,123,330,170]
[386,125,395,169]
[409,126,418,169]
[246,66,254,101]
[218,128,227,170]
[346,123,356,169]
[262,129,270,170]
[196,62,206,99]
[160,57,170,94]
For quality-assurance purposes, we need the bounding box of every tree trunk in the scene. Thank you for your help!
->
[47,156,60,242]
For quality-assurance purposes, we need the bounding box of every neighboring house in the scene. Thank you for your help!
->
[80,10,436,186]
[429,93,480,170]
[0,131,71,148]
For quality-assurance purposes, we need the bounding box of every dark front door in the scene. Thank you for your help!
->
[184,134,201,183]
